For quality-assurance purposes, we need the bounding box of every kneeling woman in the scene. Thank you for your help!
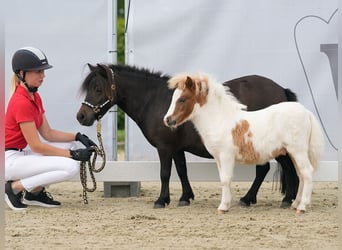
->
[5,47,95,211]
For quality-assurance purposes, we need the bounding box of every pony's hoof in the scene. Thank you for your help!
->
[290,205,297,210]
[239,197,256,207]
[239,199,251,207]
[153,203,166,209]
[296,209,305,214]
[217,209,227,214]
[280,201,292,209]
[178,200,190,207]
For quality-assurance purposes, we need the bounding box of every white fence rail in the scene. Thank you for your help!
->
[71,161,337,182]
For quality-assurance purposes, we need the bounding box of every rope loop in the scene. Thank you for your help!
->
[80,120,106,204]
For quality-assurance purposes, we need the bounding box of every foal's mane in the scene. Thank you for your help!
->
[168,73,246,110]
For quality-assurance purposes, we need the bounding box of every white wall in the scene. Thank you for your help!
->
[125,1,338,169]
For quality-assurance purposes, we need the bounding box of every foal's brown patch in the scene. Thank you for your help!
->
[232,120,260,164]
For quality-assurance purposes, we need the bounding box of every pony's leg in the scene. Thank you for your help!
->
[154,149,173,208]
[289,154,314,212]
[173,151,195,206]
[276,155,299,208]
[240,163,270,206]
[217,157,235,213]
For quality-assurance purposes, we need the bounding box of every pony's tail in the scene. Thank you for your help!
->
[284,88,298,102]
[308,112,325,171]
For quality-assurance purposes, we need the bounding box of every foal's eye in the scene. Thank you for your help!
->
[178,98,186,104]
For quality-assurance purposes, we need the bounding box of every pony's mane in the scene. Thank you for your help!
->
[81,64,170,94]
[111,64,171,81]
[168,73,247,110]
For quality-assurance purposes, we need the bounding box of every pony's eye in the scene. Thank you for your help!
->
[95,86,102,93]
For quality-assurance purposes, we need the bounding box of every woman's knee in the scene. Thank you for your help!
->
[63,158,80,179]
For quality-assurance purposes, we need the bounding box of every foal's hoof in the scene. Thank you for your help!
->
[178,200,190,207]
[280,201,292,209]
[296,209,305,214]
[290,205,296,210]
[217,209,227,214]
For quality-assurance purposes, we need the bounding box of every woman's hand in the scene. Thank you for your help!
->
[69,148,95,161]
[75,132,98,148]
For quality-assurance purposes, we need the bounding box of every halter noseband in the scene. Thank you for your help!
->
[82,64,116,120]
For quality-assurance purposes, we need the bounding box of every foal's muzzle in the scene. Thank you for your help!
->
[164,116,177,128]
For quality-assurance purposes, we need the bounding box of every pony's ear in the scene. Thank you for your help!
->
[185,76,193,89]
[96,64,107,77]
[88,63,96,72]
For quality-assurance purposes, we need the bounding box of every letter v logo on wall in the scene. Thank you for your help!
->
[294,8,338,151]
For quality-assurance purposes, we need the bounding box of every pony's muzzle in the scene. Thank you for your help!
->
[77,110,95,126]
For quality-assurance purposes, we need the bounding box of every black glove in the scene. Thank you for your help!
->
[75,132,97,148]
[70,148,95,161]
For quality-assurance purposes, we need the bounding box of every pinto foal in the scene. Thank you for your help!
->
[164,73,324,213]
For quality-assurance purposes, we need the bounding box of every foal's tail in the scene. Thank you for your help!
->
[308,112,325,171]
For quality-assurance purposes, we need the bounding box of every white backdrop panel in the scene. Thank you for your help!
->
[125,0,338,165]
[5,0,116,160]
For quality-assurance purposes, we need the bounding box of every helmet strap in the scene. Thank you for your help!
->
[24,82,38,93]
[16,72,38,93]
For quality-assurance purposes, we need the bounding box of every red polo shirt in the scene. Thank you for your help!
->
[5,85,45,149]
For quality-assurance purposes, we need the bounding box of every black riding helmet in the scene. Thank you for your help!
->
[12,47,53,92]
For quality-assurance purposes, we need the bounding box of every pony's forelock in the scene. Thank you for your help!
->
[80,64,110,95]
[80,69,96,94]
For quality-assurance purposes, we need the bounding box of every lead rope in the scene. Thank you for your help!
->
[80,120,106,204]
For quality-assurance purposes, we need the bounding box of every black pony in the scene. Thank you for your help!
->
[77,64,299,208]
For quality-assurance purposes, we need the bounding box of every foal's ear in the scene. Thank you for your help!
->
[88,64,97,72]
[185,76,193,89]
